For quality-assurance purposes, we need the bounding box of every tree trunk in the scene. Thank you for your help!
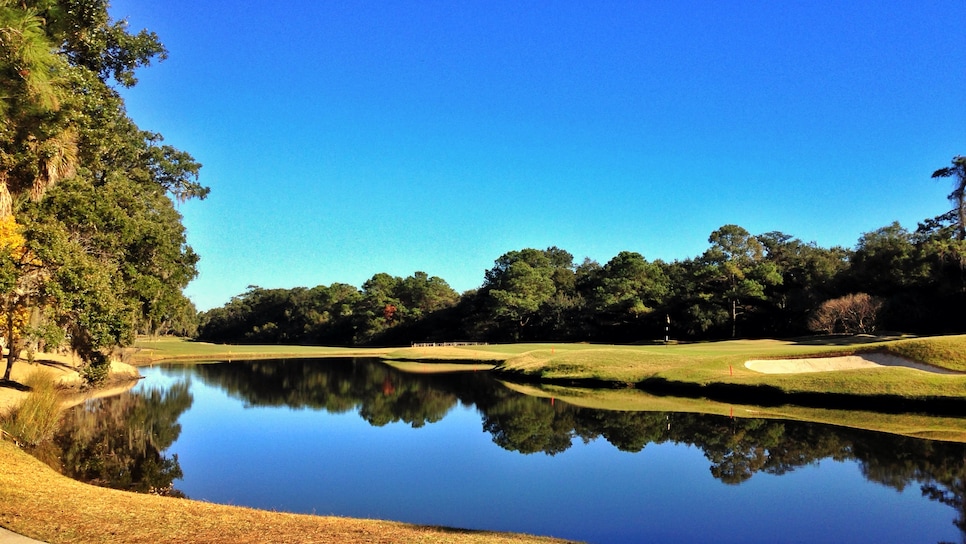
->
[2,309,15,381]
[2,348,13,381]
[958,194,966,241]
[0,176,12,219]
[731,299,737,338]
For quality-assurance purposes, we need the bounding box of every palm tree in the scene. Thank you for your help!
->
[0,3,75,218]
[933,156,966,240]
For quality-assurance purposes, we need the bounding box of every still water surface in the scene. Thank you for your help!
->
[52,359,966,543]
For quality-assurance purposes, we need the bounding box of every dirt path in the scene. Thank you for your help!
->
[0,527,45,544]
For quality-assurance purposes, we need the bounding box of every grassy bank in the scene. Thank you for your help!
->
[127,338,393,365]
[501,381,966,442]
[0,372,63,446]
[476,337,966,400]
[135,335,966,401]
[0,439,572,544]
[3,335,962,542]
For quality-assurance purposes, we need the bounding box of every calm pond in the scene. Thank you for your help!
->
[48,358,966,543]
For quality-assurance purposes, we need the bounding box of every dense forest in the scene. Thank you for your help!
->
[0,0,206,382]
[200,158,966,346]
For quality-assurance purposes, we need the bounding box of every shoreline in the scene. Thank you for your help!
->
[3,337,966,542]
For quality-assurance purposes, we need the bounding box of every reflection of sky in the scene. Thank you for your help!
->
[143,366,958,544]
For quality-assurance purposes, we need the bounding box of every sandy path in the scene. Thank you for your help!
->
[744,353,959,374]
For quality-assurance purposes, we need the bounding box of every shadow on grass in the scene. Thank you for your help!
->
[32,359,76,372]
[637,377,966,416]
[0,379,30,392]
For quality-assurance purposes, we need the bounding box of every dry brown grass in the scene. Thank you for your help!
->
[0,439,575,544]
[0,371,63,446]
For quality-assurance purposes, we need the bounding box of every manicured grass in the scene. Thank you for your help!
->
[489,336,966,400]
[0,439,574,544]
[137,335,966,400]
[129,337,391,365]
[878,336,966,371]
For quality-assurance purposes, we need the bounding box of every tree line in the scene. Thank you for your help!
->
[199,163,966,345]
[4,2,962,375]
[1,0,207,383]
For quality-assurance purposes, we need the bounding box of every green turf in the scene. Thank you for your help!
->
[134,335,966,401]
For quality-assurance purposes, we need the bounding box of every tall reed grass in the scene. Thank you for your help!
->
[1,370,63,446]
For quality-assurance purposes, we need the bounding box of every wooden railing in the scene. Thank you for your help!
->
[410,342,488,348]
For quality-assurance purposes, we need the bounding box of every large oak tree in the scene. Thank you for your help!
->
[1,0,206,382]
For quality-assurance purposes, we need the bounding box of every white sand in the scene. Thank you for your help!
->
[744,353,959,374]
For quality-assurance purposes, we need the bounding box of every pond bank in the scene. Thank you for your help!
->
[0,354,140,417]
[0,438,572,544]
[125,336,966,413]
[0,352,576,544]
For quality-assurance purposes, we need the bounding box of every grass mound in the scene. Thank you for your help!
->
[879,336,966,372]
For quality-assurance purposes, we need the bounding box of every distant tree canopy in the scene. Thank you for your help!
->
[198,272,460,346]
[198,161,966,346]
[1,0,206,382]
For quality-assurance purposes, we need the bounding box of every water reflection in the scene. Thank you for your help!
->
[188,358,966,536]
[51,359,966,539]
[37,381,193,496]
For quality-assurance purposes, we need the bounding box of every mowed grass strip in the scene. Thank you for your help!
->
[0,439,575,544]
[877,336,966,372]
[491,336,966,399]
[136,336,966,399]
[130,338,391,365]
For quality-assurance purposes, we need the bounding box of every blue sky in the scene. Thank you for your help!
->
[109,1,966,311]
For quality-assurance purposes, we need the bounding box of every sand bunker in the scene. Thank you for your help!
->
[744,353,959,375]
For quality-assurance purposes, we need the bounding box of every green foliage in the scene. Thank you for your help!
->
[589,251,668,329]
[700,224,783,337]
[198,273,460,346]
[481,247,576,340]
[200,155,966,344]
[0,0,205,375]
[79,354,110,387]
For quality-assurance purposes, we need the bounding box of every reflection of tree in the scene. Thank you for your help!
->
[189,359,465,428]
[49,381,193,496]
[853,433,966,538]
[359,379,457,428]
[169,359,966,536]
[572,410,668,453]
[481,395,575,455]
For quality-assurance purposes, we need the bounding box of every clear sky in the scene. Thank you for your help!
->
[108,0,965,311]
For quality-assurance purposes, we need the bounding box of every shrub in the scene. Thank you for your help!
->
[80,354,110,387]
[808,293,884,335]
